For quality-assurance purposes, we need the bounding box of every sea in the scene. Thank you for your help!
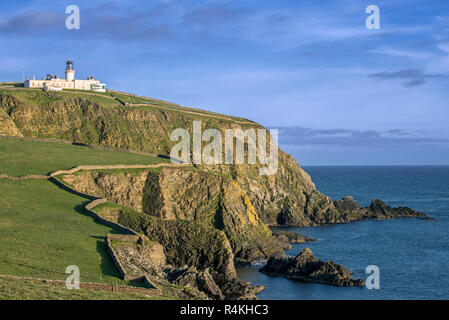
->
[236,166,449,300]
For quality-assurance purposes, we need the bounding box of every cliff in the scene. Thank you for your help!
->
[0,88,428,268]
[94,203,262,299]
[60,167,288,262]
[0,88,350,229]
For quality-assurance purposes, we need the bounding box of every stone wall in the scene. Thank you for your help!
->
[49,162,187,177]
[106,234,128,280]
[48,176,99,200]
[107,234,140,242]
[0,274,161,296]
[0,174,49,180]
[105,234,159,284]
[84,198,139,236]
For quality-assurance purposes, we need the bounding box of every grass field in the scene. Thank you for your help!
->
[0,88,120,108]
[0,277,168,300]
[0,87,253,123]
[0,179,127,285]
[0,138,168,176]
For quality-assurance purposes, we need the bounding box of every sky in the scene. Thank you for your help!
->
[0,0,448,165]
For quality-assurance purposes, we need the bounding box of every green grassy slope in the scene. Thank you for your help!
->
[0,89,259,155]
[0,179,127,285]
[0,138,168,177]
[111,91,253,121]
[0,277,169,300]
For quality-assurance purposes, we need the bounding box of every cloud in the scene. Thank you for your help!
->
[0,3,175,42]
[0,2,243,42]
[182,3,240,27]
[438,42,449,53]
[78,2,176,42]
[404,78,426,87]
[383,129,409,136]
[368,48,433,60]
[367,68,446,87]
[369,69,428,79]
[0,11,64,35]
[275,126,449,149]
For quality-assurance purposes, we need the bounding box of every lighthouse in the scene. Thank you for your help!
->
[65,60,75,81]
[24,60,106,92]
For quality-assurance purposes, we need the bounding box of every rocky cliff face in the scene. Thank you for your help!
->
[142,167,287,261]
[61,167,288,262]
[0,108,22,137]
[62,170,149,212]
[199,151,348,227]
[96,204,262,299]
[98,204,236,280]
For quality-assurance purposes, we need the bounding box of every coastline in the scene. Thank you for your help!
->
[238,166,448,300]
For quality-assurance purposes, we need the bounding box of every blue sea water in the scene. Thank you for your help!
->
[236,166,449,300]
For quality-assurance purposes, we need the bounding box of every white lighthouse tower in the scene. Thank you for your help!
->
[65,60,75,81]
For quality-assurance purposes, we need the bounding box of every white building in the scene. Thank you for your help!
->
[24,61,106,92]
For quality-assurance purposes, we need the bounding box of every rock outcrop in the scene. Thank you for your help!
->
[272,230,317,244]
[260,248,364,287]
[118,211,237,284]
[0,108,23,137]
[96,203,263,299]
[166,266,224,300]
[334,196,428,221]
[163,264,263,300]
